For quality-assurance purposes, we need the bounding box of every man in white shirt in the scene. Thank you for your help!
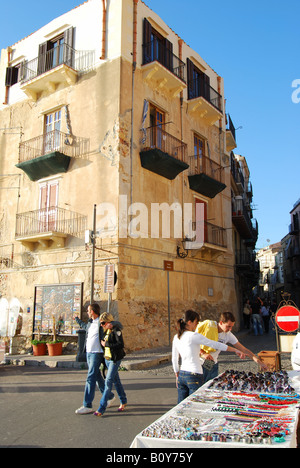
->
[75,304,115,414]
[197,312,268,385]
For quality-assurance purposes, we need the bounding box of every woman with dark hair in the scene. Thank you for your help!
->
[172,310,244,403]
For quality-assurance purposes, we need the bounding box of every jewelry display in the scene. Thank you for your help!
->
[140,370,300,446]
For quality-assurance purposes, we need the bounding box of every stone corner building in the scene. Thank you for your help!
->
[0,0,258,352]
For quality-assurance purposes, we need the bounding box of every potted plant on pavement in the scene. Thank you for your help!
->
[31,328,47,356]
[46,317,64,356]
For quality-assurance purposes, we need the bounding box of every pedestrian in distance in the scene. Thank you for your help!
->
[74,304,116,415]
[243,299,252,329]
[250,296,264,335]
[260,302,270,334]
[172,310,245,404]
[196,311,269,386]
[93,312,127,417]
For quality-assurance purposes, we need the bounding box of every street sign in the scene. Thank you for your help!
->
[164,261,174,271]
[104,264,115,293]
[275,305,300,332]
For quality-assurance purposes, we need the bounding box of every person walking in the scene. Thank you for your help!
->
[243,299,252,329]
[93,313,127,417]
[172,310,244,404]
[261,302,270,333]
[74,304,115,414]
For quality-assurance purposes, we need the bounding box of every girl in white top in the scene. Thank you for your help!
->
[172,310,244,403]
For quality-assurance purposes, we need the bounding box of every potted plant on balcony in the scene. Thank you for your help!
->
[46,317,64,356]
[31,328,47,356]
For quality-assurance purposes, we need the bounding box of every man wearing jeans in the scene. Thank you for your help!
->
[74,304,115,414]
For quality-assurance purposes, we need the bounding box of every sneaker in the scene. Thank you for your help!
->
[93,411,103,417]
[107,396,116,408]
[75,406,94,415]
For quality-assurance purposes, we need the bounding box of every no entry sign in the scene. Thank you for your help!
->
[275,305,300,332]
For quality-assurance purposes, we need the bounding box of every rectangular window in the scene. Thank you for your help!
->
[39,180,59,232]
[150,104,165,150]
[143,18,173,72]
[37,27,74,76]
[193,134,206,173]
[44,110,62,153]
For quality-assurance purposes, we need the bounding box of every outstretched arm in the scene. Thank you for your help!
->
[234,342,269,370]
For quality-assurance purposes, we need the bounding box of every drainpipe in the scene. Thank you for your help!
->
[3,47,12,105]
[178,39,185,240]
[100,0,107,60]
[130,0,138,212]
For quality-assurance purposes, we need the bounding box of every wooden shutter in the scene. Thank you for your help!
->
[64,27,74,67]
[187,58,195,99]
[164,38,173,72]
[37,42,48,76]
[143,18,152,64]
[5,67,18,86]
[203,73,210,102]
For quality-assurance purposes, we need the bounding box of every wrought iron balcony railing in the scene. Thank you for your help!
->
[188,154,225,183]
[16,207,87,239]
[21,44,95,83]
[19,130,90,163]
[141,126,187,163]
[142,40,186,83]
[191,221,227,248]
[188,78,222,113]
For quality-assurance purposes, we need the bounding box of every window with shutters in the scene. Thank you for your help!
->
[38,28,74,76]
[187,58,222,114]
[44,110,62,154]
[39,180,59,232]
[5,63,25,87]
[142,18,186,84]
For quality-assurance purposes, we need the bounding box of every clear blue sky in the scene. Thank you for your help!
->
[1,0,299,249]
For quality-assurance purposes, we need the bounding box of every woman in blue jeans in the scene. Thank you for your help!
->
[172,310,244,403]
[93,313,127,416]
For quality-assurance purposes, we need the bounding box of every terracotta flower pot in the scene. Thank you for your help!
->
[32,343,47,356]
[47,342,63,356]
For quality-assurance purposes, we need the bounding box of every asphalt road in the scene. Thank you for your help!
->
[0,365,177,449]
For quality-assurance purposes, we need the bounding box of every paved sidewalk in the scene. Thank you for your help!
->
[2,327,293,372]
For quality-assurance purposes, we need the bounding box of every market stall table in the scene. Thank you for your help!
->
[130,370,300,448]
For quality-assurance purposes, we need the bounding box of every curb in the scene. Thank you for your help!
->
[2,353,172,370]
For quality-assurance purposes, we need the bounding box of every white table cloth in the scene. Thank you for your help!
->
[130,371,300,449]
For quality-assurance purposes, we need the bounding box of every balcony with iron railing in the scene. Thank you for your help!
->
[187,78,223,125]
[140,126,189,180]
[142,40,187,97]
[20,44,95,100]
[232,197,254,240]
[226,114,237,152]
[17,130,90,181]
[15,206,87,250]
[188,154,226,198]
[184,220,227,256]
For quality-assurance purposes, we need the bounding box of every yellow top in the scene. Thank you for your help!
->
[195,320,218,354]
[104,329,112,360]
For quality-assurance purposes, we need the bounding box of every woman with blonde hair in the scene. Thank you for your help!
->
[172,310,244,403]
[93,313,127,416]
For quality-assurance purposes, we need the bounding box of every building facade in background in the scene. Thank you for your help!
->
[0,0,258,351]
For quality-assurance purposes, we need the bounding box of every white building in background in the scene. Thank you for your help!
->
[257,242,284,301]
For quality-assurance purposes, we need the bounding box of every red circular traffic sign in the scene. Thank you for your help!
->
[275,305,300,332]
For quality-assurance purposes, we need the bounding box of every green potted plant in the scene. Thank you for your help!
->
[31,329,47,356]
[46,317,64,356]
